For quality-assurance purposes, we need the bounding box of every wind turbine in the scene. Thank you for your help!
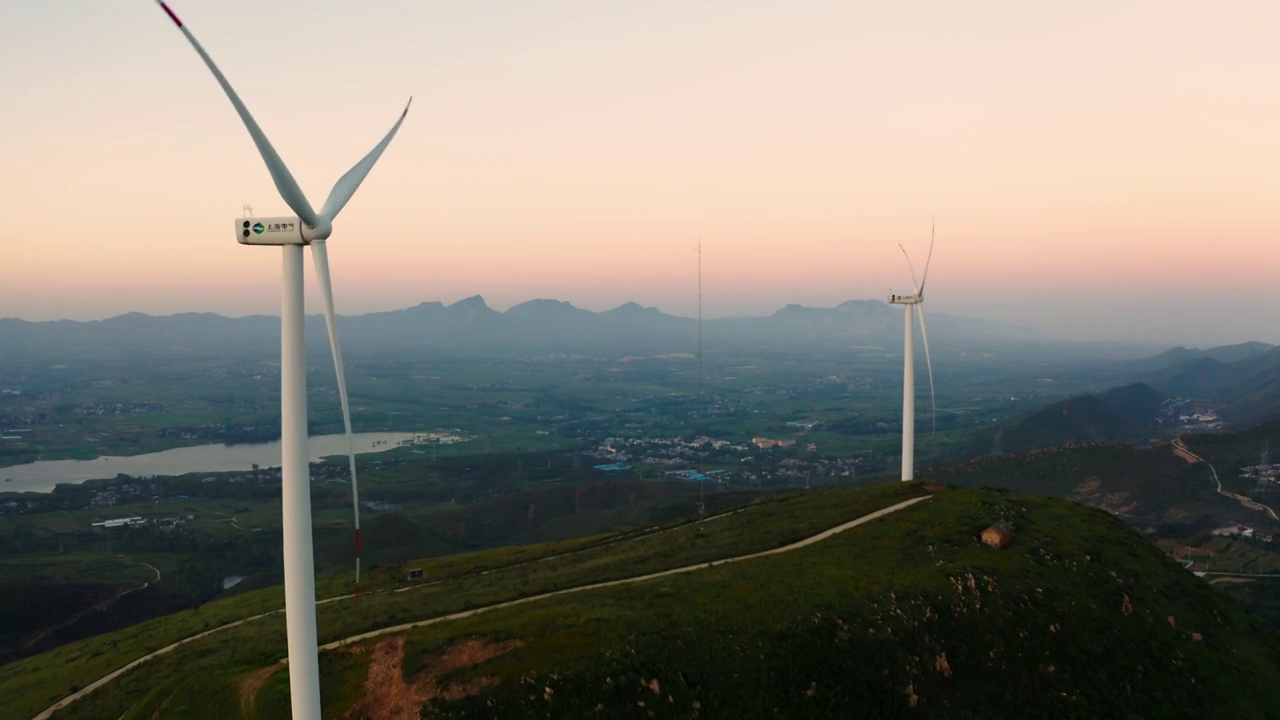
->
[887,221,937,482]
[153,3,410,717]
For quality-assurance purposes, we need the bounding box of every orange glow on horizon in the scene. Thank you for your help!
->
[2,1,1279,345]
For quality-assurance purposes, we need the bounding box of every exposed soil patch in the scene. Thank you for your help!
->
[1069,478,1139,515]
[239,645,371,715]
[342,634,523,720]
[238,662,285,718]
[1071,478,1102,495]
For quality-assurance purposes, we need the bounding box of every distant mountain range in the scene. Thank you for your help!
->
[994,340,1280,449]
[0,297,1043,360]
[1145,341,1276,368]
[1146,344,1280,426]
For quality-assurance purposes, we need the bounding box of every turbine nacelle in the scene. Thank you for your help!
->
[235,216,334,245]
[889,293,922,305]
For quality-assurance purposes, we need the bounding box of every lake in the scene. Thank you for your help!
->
[0,431,460,493]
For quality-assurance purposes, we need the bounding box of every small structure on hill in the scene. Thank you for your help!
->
[90,516,146,529]
[407,567,425,581]
[981,520,1015,549]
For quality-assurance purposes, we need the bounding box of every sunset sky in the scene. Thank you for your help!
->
[2,1,1278,345]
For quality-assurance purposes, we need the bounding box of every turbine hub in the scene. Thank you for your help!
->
[302,216,333,243]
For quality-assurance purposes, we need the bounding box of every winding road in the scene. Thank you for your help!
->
[32,494,929,720]
[1173,437,1279,521]
[21,561,162,654]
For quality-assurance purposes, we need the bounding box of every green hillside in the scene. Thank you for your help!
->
[1000,382,1163,453]
[936,434,1280,536]
[391,487,1280,719]
[937,441,1238,521]
[12,482,1280,719]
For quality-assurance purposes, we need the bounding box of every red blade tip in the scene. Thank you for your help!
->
[158,2,183,27]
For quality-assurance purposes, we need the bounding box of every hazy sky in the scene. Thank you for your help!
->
[2,1,1278,346]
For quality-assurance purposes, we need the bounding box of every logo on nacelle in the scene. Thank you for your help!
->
[240,218,298,242]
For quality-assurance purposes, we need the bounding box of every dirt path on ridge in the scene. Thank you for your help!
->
[34,494,931,720]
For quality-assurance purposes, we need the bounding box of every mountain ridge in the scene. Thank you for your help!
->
[999,382,1165,453]
[0,297,1044,360]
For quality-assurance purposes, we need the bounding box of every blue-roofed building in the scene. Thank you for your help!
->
[593,463,631,472]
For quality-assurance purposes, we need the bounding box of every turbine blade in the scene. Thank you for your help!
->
[916,304,937,435]
[154,2,319,227]
[919,215,936,294]
[310,240,361,589]
[899,244,921,295]
[320,98,413,221]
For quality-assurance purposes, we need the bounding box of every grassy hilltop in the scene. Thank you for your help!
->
[9,482,1280,719]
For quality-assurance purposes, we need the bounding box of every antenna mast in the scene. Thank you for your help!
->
[698,239,705,513]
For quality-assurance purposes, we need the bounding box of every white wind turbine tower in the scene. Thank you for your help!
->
[887,221,937,482]
[153,3,410,717]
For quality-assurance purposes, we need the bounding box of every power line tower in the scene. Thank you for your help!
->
[1257,441,1272,496]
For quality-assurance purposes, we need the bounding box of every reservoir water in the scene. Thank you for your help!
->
[0,431,456,493]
